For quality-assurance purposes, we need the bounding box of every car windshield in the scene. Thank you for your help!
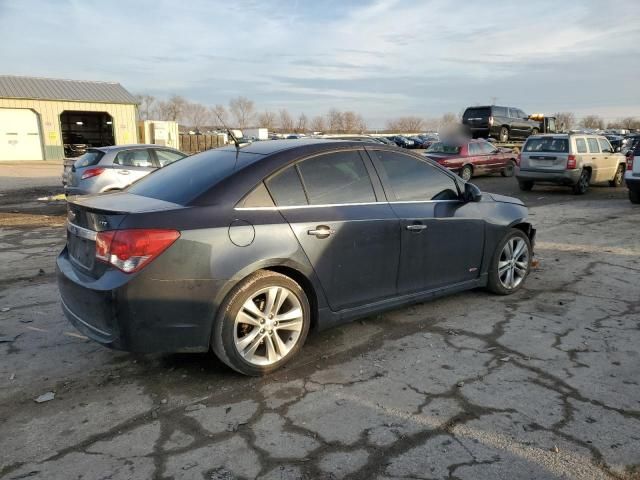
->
[426,142,461,154]
[128,148,259,205]
[524,138,569,153]
[73,150,104,168]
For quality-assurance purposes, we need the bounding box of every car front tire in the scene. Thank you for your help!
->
[460,165,473,181]
[499,127,509,142]
[487,229,532,295]
[609,165,624,187]
[211,270,311,376]
[501,160,516,177]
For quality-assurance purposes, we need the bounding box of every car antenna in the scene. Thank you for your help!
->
[214,111,240,150]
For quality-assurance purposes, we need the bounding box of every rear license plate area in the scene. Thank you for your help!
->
[68,233,95,270]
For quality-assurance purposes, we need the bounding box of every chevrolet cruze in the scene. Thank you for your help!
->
[57,140,535,376]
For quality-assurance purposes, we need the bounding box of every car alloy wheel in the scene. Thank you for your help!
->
[497,236,529,290]
[499,127,509,142]
[573,169,590,195]
[610,165,624,187]
[233,285,304,366]
[461,165,473,181]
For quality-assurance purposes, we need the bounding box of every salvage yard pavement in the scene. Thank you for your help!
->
[0,181,639,479]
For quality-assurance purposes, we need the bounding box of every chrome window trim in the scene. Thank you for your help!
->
[67,222,97,241]
[235,199,461,211]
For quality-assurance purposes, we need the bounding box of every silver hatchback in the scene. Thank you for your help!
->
[64,145,186,196]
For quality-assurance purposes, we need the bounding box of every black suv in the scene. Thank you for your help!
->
[462,105,543,142]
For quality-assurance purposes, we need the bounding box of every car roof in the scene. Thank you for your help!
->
[91,144,180,152]
[217,138,361,155]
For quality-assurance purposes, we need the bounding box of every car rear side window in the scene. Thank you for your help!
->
[73,150,104,168]
[128,149,256,205]
[587,138,600,153]
[524,138,569,153]
[297,151,376,205]
[468,143,482,155]
[598,138,612,153]
[575,138,588,153]
[266,166,308,207]
[374,151,459,201]
[155,149,185,167]
[114,149,153,167]
[493,106,507,117]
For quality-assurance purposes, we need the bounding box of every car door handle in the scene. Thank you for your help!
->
[307,226,335,238]
[118,170,130,175]
[406,224,427,232]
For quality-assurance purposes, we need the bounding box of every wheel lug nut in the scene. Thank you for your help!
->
[260,329,264,333]
[260,319,265,324]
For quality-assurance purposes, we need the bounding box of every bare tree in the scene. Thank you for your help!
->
[279,109,294,132]
[257,111,277,131]
[387,116,424,132]
[229,96,255,128]
[580,115,604,130]
[135,94,156,121]
[439,112,458,128]
[620,117,639,130]
[553,112,575,132]
[310,115,326,133]
[423,118,439,131]
[181,102,210,130]
[327,109,344,133]
[210,104,229,127]
[159,95,187,122]
[296,113,308,133]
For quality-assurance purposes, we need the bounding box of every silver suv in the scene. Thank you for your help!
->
[64,145,186,196]
[516,134,626,194]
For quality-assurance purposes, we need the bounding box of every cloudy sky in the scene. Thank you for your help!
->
[1,0,639,127]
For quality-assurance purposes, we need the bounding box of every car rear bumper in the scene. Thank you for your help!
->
[625,174,640,191]
[56,247,216,353]
[515,167,581,185]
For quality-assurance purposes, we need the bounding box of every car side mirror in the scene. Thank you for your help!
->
[615,146,621,153]
[463,182,482,202]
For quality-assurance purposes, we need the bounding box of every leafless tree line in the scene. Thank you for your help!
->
[136,94,367,133]
[136,95,639,134]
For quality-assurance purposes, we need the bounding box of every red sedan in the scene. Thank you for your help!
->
[423,139,518,181]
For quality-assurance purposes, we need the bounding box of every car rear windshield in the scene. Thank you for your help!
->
[127,149,259,205]
[463,107,490,119]
[426,142,461,154]
[73,150,104,168]
[523,138,569,153]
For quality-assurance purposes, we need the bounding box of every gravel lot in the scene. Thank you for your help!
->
[0,174,638,479]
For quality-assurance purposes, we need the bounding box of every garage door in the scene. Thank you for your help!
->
[0,109,44,161]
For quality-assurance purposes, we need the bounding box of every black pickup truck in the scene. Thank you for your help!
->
[462,105,557,142]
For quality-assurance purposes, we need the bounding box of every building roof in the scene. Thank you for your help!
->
[0,75,138,105]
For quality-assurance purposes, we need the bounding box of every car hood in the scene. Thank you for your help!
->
[487,193,524,206]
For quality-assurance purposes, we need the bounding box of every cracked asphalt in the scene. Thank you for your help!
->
[0,177,639,480]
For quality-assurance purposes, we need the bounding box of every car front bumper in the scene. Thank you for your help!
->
[515,167,582,185]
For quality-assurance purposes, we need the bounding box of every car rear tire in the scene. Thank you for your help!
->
[501,160,516,177]
[609,164,624,187]
[572,169,590,195]
[460,165,473,181]
[518,180,534,191]
[499,127,509,142]
[630,189,640,204]
[211,270,311,376]
[487,229,531,295]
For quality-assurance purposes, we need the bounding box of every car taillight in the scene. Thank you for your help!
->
[488,116,494,127]
[81,167,105,180]
[95,229,180,273]
[627,153,634,171]
[567,155,577,169]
